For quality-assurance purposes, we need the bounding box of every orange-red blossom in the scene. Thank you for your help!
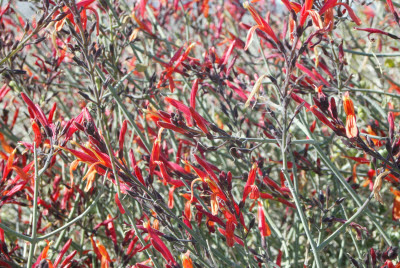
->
[343,92,358,138]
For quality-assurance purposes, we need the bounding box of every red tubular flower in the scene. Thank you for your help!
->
[0,3,10,21]
[310,105,336,131]
[210,193,219,215]
[307,10,324,29]
[319,0,361,25]
[260,192,273,199]
[54,0,99,35]
[21,93,49,127]
[299,0,314,26]
[118,120,128,158]
[105,214,118,246]
[370,248,377,265]
[145,222,177,266]
[281,0,301,12]
[296,63,330,87]
[189,107,210,136]
[134,166,145,185]
[257,201,271,237]
[157,121,188,135]
[97,240,114,266]
[149,128,164,177]
[290,93,311,109]
[157,43,196,92]
[48,103,57,124]
[194,205,224,226]
[354,27,400,40]
[217,227,244,246]
[10,108,19,130]
[168,186,176,209]
[249,185,260,200]
[190,79,200,109]
[386,0,399,24]
[165,97,192,124]
[194,155,219,182]
[343,92,358,138]
[59,250,77,267]
[131,12,156,38]
[382,261,396,268]
[155,161,185,187]
[276,250,283,267]
[126,236,138,256]
[94,214,117,245]
[263,175,284,195]
[90,236,102,260]
[242,163,258,203]
[33,240,51,267]
[243,1,279,46]
[387,0,396,14]
[391,188,400,220]
[53,239,72,267]
[221,40,236,66]
[60,146,98,165]
[115,193,126,214]
[225,220,235,247]
[31,119,42,146]
[343,156,370,164]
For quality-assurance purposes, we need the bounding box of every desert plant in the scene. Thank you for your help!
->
[0,0,400,267]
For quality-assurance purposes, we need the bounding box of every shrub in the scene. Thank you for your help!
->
[0,0,400,267]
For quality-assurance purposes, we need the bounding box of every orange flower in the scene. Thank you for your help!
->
[149,128,164,177]
[365,125,381,146]
[210,193,219,215]
[346,114,358,139]
[343,92,355,115]
[97,240,113,268]
[182,251,193,268]
[391,188,400,221]
[343,92,358,138]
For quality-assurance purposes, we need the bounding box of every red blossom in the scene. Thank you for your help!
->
[243,1,279,46]
[257,201,271,237]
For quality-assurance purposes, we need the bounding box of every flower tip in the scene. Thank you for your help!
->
[243,1,250,9]
[252,162,258,169]
[188,42,196,49]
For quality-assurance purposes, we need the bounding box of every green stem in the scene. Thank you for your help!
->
[281,168,322,267]
[0,222,32,242]
[316,193,373,252]
[342,88,400,99]
[342,49,400,58]
[94,65,151,152]
[26,143,40,268]
[213,137,315,144]
[295,116,393,246]
[38,188,104,241]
